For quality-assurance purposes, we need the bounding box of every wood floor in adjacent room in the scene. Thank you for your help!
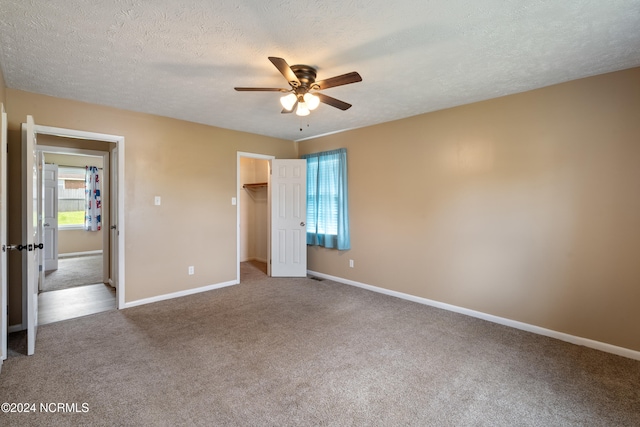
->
[38,283,116,325]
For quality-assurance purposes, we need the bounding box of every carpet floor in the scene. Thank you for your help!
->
[1,262,639,426]
[43,255,104,292]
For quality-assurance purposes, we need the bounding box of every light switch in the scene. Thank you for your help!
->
[154,196,161,206]
[232,197,237,206]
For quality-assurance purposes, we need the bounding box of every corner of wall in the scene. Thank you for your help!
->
[0,62,7,110]
[293,139,300,158]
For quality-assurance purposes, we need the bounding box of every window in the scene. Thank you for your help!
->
[58,166,86,229]
[301,148,350,250]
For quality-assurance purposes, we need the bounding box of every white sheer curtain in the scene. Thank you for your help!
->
[84,166,101,231]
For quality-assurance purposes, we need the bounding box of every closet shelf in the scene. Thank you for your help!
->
[243,182,268,189]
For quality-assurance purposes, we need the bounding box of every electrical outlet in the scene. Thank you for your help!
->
[349,259,354,268]
[188,266,195,275]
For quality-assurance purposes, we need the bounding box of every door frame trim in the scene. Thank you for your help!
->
[236,151,275,282]
[33,126,125,309]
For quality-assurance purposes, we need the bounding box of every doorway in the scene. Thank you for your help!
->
[237,152,274,282]
[37,134,118,325]
[4,120,124,358]
[37,148,114,324]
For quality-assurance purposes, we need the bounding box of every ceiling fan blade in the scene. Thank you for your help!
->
[268,57,300,87]
[316,93,352,110]
[234,87,288,92]
[314,72,362,90]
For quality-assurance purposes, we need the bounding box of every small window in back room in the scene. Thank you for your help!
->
[58,166,86,228]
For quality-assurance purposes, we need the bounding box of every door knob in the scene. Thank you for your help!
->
[300,222,306,227]
[43,223,50,227]
[5,244,27,251]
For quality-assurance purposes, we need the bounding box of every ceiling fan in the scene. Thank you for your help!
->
[234,57,362,116]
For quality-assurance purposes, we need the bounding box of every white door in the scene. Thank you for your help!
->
[1,105,7,362]
[43,164,58,272]
[22,115,40,355]
[110,147,118,289]
[270,159,307,277]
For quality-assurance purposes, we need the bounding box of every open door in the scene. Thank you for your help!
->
[1,105,7,362]
[110,146,119,289]
[22,115,42,355]
[43,164,58,272]
[269,159,307,277]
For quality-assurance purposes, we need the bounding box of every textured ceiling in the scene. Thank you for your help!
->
[1,0,639,142]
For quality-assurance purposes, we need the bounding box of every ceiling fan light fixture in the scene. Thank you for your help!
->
[235,57,362,116]
[280,93,297,111]
[303,93,320,110]
[296,102,310,116]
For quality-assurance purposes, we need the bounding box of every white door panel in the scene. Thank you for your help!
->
[43,164,58,272]
[22,115,40,356]
[1,105,7,361]
[270,159,307,277]
[110,147,118,289]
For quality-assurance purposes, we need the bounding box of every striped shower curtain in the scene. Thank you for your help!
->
[84,166,101,231]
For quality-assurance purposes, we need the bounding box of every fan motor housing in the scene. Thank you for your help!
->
[290,65,317,88]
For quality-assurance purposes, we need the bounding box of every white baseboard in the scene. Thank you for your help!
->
[8,324,24,333]
[308,270,640,361]
[59,250,103,259]
[241,257,267,264]
[124,280,238,309]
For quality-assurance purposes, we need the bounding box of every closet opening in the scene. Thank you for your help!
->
[237,152,274,282]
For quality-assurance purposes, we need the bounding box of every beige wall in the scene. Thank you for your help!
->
[299,67,640,352]
[6,89,297,324]
[44,151,103,168]
[58,230,102,255]
[240,157,269,262]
